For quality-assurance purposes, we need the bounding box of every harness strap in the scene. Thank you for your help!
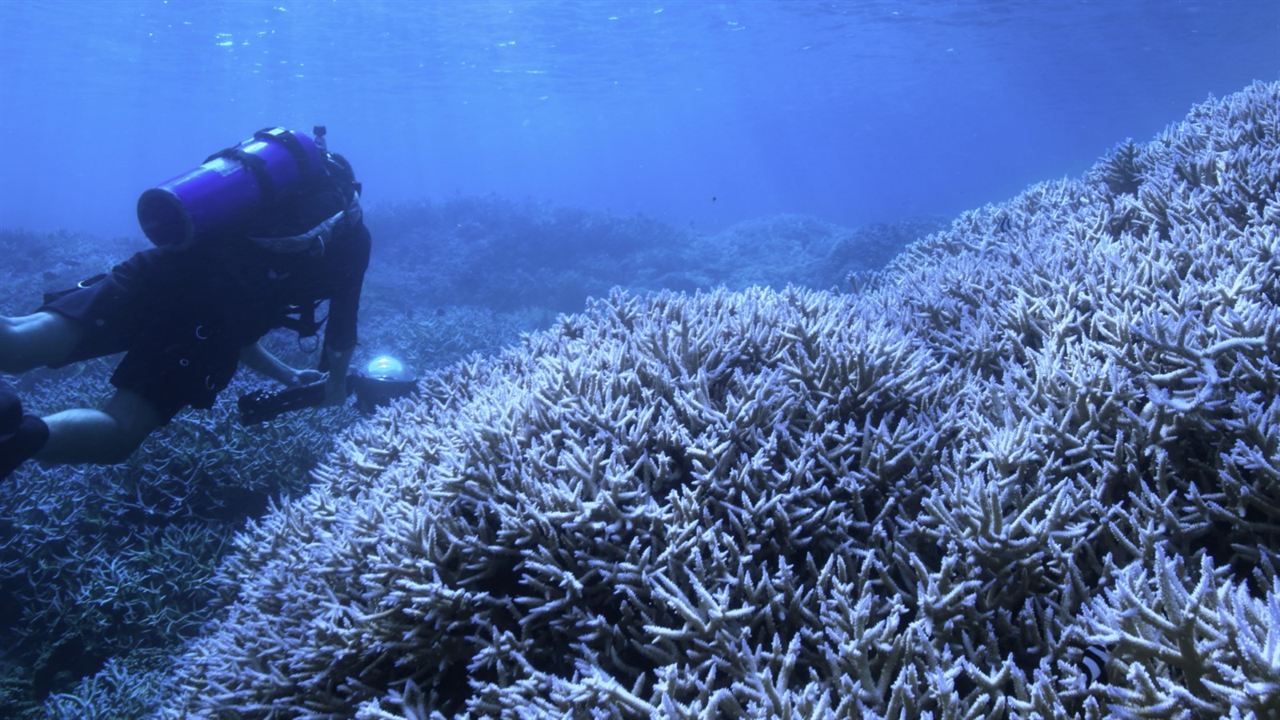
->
[247,191,361,255]
[42,273,108,305]
[278,300,327,338]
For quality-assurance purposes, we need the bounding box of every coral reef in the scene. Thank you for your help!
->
[0,352,356,717]
[0,181,921,715]
[36,649,171,720]
[155,81,1280,718]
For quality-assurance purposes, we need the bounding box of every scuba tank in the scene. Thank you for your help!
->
[137,127,326,246]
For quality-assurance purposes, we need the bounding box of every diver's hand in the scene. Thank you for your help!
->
[290,369,325,387]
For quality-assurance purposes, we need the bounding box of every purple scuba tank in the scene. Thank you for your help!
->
[136,127,324,246]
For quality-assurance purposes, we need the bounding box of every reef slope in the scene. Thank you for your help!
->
[162,82,1280,718]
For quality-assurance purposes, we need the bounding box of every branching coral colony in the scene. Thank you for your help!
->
[158,81,1280,719]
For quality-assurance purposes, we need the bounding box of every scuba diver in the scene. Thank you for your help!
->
[0,127,370,480]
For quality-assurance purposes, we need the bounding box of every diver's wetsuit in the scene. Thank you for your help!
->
[40,189,370,422]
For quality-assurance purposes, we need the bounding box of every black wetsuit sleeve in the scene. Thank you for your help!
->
[323,220,371,353]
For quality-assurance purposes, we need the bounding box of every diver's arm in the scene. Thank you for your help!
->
[322,345,355,405]
[240,342,313,386]
[319,220,369,405]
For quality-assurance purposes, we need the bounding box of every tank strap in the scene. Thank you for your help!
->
[255,127,315,177]
[206,146,276,204]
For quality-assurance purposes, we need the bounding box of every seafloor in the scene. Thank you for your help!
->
[1,81,1278,718]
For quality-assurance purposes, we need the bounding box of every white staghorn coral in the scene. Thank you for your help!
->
[159,81,1280,719]
[1081,549,1280,717]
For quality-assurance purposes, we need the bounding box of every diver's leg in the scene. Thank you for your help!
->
[35,388,164,465]
[0,312,82,373]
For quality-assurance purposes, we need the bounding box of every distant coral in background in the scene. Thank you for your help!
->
[365,196,934,314]
[155,80,1280,718]
[682,214,945,291]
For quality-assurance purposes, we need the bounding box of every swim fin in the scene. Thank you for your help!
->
[0,382,20,435]
[0,387,48,480]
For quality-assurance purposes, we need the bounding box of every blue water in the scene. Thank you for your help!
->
[0,0,1275,239]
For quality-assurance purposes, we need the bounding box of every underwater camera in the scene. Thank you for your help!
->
[237,354,417,424]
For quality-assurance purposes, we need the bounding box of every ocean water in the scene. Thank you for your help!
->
[2,1,1280,717]
[1,0,1275,237]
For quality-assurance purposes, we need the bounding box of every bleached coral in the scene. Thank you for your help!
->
[1081,549,1280,717]
[159,81,1280,718]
